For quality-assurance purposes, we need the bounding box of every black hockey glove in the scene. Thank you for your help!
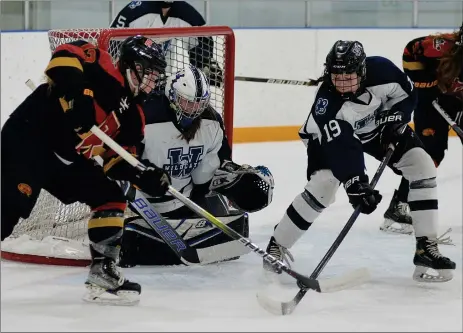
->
[376,110,406,149]
[202,60,223,87]
[133,159,171,197]
[344,175,382,214]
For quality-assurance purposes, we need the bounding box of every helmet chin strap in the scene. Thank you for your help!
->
[126,69,139,97]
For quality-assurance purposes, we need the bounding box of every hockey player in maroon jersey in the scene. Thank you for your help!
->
[381,23,462,235]
[1,35,169,305]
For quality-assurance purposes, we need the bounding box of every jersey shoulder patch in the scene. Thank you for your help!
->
[311,84,344,121]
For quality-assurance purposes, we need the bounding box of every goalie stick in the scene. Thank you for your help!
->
[90,126,366,295]
[432,100,463,140]
[256,132,403,316]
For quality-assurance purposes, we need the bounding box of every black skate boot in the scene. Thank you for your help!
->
[263,236,294,274]
[380,190,413,235]
[413,236,456,282]
[83,258,141,305]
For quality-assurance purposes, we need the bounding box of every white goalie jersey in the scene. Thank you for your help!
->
[139,94,231,214]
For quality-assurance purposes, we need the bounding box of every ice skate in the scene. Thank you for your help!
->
[413,236,456,283]
[380,190,413,235]
[263,236,294,274]
[83,258,141,305]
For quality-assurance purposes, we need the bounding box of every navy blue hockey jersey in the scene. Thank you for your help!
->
[299,56,417,183]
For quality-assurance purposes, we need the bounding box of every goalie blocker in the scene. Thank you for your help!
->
[120,161,274,266]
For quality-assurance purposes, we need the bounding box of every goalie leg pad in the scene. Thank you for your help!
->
[120,213,249,266]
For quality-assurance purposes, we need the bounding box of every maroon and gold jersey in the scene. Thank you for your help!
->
[403,34,463,101]
[42,40,145,161]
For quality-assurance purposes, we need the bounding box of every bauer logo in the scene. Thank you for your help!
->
[195,219,212,229]
[315,98,329,115]
[164,146,204,178]
[133,197,187,252]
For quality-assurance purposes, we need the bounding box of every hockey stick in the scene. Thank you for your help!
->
[257,136,402,316]
[119,181,202,265]
[432,100,463,140]
[235,76,313,86]
[90,125,349,293]
[23,79,202,266]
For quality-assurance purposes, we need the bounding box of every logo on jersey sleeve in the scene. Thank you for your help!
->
[129,1,142,9]
[164,146,204,178]
[315,98,329,115]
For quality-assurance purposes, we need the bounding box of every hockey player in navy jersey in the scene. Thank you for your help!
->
[263,40,456,283]
[105,65,274,266]
[110,1,223,87]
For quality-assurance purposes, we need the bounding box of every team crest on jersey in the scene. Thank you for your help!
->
[354,107,381,130]
[315,98,329,115]
[17,183,32,197]
[129,1,142,9]
[433,38,446,51]
[164,146,204,178]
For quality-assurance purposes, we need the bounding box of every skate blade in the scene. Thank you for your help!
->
[380,219,413,235]
[412,265,454,283]
[83,283,140,306]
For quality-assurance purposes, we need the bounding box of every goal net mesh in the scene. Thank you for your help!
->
[1,27,235,265]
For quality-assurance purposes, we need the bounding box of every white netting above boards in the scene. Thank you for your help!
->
[1,26,235,266]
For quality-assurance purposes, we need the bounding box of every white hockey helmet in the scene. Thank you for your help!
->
[165,65,211,125]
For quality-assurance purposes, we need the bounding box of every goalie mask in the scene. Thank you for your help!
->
[209,163,274,213]
[118,35,167,101]
[165,66,211,128]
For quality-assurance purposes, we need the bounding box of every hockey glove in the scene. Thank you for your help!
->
[344,175,382,214]
[202,60,223,87]
[376,110,406,149]
[209,161,274,212]
[132,159,171,197]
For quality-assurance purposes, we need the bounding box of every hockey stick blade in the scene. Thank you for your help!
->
[256,268,371,315]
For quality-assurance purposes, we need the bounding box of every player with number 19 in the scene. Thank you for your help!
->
[263,40,456,283]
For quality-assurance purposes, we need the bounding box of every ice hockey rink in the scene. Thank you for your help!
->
[1,138,461,332]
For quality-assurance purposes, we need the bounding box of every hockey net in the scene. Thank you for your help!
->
[1,26,235,266]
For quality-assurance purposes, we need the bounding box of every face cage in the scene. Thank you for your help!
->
[170,90,210,123]
[325,64,366,100]
[129,62,165,99]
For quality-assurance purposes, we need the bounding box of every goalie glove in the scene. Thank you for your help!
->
[209,161,274,212]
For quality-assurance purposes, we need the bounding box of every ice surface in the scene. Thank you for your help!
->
[2,139,462,332]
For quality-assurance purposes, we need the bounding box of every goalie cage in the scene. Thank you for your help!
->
[1,26,235,266]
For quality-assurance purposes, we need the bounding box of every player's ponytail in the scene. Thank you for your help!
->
[436,31,462,93]
[307,76,324,86]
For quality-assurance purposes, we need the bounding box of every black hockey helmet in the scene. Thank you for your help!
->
[118,35,167,100]
[324,40,367,100]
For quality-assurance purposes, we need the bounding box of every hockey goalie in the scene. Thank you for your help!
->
[105,64,274,266]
